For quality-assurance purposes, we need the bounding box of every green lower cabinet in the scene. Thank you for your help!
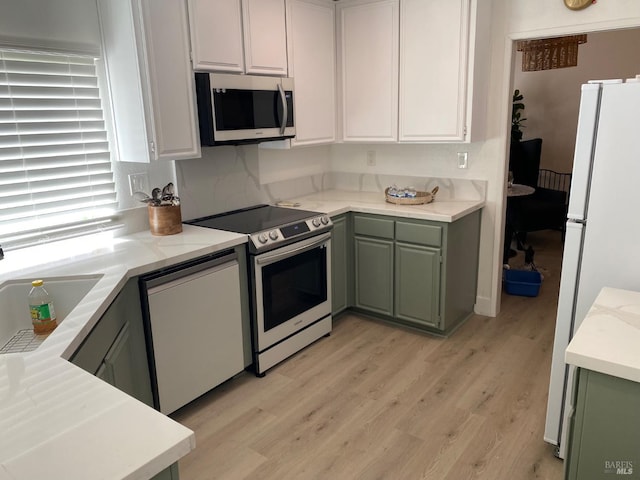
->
[395,242,441,328]
[565,368,640,480]
[71,278,153,407]
[350,211,480,335]
[354,236,394,316]
[152,462,180,480]
[331,214,350,315]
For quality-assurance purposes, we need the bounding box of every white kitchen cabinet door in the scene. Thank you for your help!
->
[98,0,200,162]
[338,0,399,142]
[188,0,244,73]
[242,0,288,76]
[287,0,336,146]
[399,0,468,142]
[399,0,489,143]
[138,0,201,160]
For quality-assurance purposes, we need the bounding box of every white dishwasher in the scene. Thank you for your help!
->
[140,250,245,414]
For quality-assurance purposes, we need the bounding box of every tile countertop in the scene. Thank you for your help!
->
[283,189,485,222]
[0,225,247,480]
[566,287,640,384]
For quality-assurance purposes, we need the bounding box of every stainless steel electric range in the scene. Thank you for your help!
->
[185,205,333,375]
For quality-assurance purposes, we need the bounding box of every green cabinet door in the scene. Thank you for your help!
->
[565,368,640,480]
[395,242,441,328]
[354,236,393,316]
[72,278,153,407]
[331,214,349,315]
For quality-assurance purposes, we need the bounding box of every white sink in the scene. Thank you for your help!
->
[0,274,102,353]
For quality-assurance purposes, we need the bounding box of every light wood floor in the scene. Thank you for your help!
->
[172,230,565,480]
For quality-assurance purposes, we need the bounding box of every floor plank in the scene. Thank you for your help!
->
[172,230,565,480]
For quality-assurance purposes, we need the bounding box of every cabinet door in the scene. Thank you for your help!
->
[72,279,153,407]
[138,0,201,160]
[399,0,469,142]
[331,214,349,315]
[338,0,399,142]
[287,0,336,146]
[98,0,200,162]
[565,369,640,480]
[395,243,441,328]
[242,0,288,76]
[188,0,244,73]
[101,323,137,397]
[354,236,394,316]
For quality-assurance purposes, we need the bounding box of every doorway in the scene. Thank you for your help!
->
[502,27,640,306]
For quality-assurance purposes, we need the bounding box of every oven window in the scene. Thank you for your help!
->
[262,246,327,331]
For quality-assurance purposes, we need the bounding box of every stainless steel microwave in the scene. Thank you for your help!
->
[194,73,295,146]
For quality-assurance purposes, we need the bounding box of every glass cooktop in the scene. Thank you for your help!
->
[184,204,322,234]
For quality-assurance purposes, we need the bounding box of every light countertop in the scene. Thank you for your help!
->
[284,189,484,223]
[0,225,247,480]
[566,287,640,383]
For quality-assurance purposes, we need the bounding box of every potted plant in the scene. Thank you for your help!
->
[511,89,526,142]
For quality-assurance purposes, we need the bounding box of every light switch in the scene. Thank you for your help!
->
[128,173,149,195]
[457,152,468,169]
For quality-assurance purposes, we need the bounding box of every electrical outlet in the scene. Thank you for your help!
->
[457,152,468,169]
[366,151,376,166]
[128,173,149,196]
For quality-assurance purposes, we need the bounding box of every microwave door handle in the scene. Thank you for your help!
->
[277,83,287,135]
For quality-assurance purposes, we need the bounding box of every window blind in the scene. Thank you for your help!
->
[0,48,117,250]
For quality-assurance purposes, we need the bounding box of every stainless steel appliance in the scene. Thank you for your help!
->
[194,72,295,145]
[185,205,332,375]
[545,77,640,458]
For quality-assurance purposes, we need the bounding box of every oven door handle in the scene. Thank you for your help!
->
[256,232,331,266]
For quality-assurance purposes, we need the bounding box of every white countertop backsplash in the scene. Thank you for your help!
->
[566,287,640,384]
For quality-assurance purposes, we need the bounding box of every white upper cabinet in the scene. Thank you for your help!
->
[287,0,336,146]
[399,0,489,142]
[337,0,399,142]
[188,0,244,73]
[243,0,288,76]
[99,0,200,162]
[188,0,288,76]
[337,0,489,144]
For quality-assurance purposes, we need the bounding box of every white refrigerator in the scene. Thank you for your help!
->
[544,77,640,459]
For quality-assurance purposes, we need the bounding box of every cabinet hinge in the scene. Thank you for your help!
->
[463,126,468,139]
[439,256,443,264]
[149,141,156,154]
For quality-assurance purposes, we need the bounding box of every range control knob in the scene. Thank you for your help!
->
[312,218,321,228]
[321,215,330,225]
[257,233,268,244]
[269,230,279,241]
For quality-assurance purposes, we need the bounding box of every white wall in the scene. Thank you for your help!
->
[514,28,640,173]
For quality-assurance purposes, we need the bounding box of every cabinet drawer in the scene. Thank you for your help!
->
[353,215,394,239]
[396,221,442,247]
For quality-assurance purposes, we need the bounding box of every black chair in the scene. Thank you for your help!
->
[509,138,572,247]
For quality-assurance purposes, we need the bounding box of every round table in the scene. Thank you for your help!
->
[507,183,535,197]
[504,184,535,264]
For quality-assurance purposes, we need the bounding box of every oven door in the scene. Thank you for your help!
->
[253,232,331,352]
